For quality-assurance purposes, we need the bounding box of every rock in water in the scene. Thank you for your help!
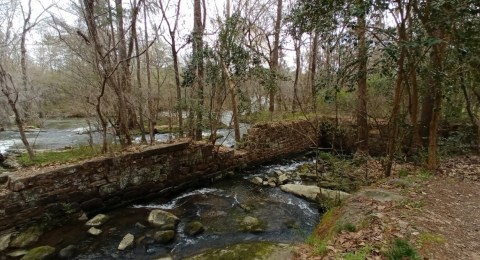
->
[249,176,263,186]
[85,214,109,227]
[185,221,205,236]
[59,245,77,259]
[153,230,175,243]
[87,227,102,236]
[147,210,179,230]
[20,246,56,260]
[240,216,263,232]
[118,233,134,251]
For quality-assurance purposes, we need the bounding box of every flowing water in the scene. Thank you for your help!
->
[29,158,320,259]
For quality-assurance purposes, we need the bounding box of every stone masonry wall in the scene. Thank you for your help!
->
[0,120,319,233]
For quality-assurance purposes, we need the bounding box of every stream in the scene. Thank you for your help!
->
[27,157,321,259]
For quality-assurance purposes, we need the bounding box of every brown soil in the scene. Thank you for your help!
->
[295,155,480,260]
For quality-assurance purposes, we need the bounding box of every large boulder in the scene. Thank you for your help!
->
[147,210,179,230]
[118,233,134,251]
[280,184,350,202]
[153,230,175,243]
[2,157,20,170]
[85,214,109,227]
[20,246,56,260]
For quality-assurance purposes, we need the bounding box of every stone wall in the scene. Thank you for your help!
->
[239,120,318,162]
[0,120,320,233]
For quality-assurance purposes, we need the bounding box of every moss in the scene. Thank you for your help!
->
[20,246,56,260]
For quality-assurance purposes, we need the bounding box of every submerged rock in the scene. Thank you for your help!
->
[148,210,179,230]
[59,245,77,259]
[240,216,263,232]
[87,227,102,236]
[280,184,350,202]
[20,246,56,260]
[118,233,134,251]
[86,214,109,227]
[153,230,175,243]
[185,221,205,236]
[11,226,43,248]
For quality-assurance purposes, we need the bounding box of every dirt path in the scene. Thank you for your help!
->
[295,156,480,259]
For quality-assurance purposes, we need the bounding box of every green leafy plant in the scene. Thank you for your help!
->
[398,169,409,178]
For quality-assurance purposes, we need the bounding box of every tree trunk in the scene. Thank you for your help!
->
[269,0,282,113]
[292,37,301,112]
[115,0,132,146]
[355,3,369,155]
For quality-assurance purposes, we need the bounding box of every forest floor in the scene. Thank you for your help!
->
[295,155,480,260]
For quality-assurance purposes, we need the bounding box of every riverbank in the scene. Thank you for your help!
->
[295,155,480,259]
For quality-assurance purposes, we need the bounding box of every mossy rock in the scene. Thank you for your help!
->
[148,210,179,230]
[11,226,43,248]
[185,242,293,260]
[20,246,56,260]
[153,230,175,244]
[184,221,205,236]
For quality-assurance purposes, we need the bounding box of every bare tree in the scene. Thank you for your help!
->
[0,64,34,160]
[158,0,185,137]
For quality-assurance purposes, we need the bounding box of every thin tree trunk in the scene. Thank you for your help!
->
[385,0,409,177]
[310,31,319,110]
[0,65,34,160]
[134,27,147,144]
[356,2,369,155]
[193,0,205,140]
